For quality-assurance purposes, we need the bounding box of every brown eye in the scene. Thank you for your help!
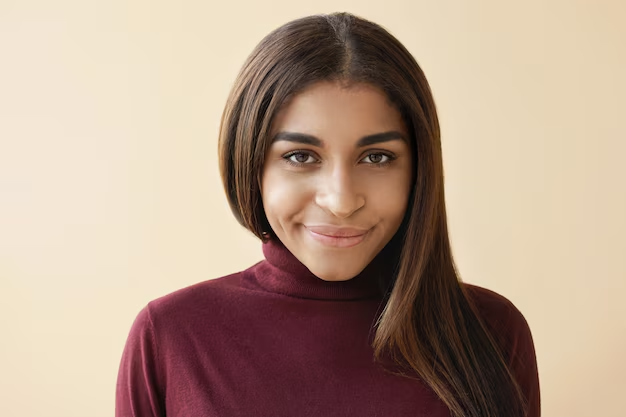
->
[283,151,318,166]
[293,153,311,163]
[362,152,393,164]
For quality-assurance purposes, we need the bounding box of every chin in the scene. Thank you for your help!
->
[308,262,365,282]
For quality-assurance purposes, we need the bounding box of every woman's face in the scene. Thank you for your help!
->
[261,81,413,281]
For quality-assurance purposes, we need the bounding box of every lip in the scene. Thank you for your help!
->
[305,225,370,237]
[304,225,370,248]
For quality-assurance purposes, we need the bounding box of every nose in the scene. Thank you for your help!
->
[314,167,365,219]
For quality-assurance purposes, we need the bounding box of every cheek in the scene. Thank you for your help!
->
[261,169,313,222]
[370,185,410,221]
[362,170,412,218]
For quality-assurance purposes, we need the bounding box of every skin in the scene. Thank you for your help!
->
[261,81,413,281]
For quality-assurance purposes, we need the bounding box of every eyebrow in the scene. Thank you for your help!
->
[271,131,407,147]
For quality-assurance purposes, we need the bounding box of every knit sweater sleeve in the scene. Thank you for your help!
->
[504,299,541,417]
[116,304,165,417]
[465,284,541,417]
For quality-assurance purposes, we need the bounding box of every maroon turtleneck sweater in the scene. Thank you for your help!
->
[116,239,540,416]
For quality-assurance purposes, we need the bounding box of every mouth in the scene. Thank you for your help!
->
[304,225,370,248]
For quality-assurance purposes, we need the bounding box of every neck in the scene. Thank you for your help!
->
[252,237,397,301]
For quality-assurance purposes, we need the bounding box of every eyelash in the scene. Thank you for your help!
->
[282,150,397,168]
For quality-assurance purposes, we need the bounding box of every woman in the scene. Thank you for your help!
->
[116,12,540,417]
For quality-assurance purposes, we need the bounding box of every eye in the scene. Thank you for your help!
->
[361,152,394,165]
[283,151,318,166]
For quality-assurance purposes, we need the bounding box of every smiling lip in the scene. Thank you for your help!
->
[305,225,370,248]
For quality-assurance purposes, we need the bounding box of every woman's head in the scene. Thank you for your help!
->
[219,12,443,280]
[218,12,526,417]
[261,81,412,281]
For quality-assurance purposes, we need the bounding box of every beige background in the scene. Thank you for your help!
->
[1,0,624,416]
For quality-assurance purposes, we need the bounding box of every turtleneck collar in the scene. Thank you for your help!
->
[249,237,396,301]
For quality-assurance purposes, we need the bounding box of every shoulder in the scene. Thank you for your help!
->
[124,270,253,343]
[462,283,535,360]
[145,272,245,323]
[117,272,246,414]
[462,284,526,327]
[462,283,541,415]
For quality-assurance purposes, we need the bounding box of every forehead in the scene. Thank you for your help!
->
[270,81,407,140]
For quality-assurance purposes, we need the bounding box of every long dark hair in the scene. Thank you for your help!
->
[218,12,527,417]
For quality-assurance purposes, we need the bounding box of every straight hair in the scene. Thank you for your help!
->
[218,12,527,417]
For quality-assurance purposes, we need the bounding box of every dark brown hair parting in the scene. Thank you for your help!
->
[218,12,527,417]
